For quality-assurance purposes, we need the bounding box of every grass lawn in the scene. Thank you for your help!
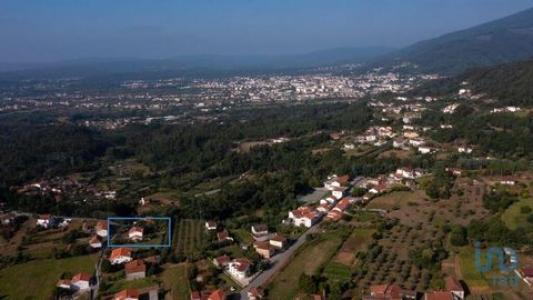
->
[106,277,159,294]
[0,254,98,300]
[501,197,533,230]
[231,228,253,245]
[458,247,490,291]
[268,232,345,300]
[161,263,190,300]
[367,190,424,210]
[322,261,352,281]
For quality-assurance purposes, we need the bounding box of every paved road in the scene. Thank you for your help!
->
[239,222,321,299]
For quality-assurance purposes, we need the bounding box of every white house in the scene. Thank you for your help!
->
[205,221,217,231]
[288,206,321,228]
[128,226,144,241]
[324,175,350,191]
[418,146,432,154]
[71,272,92,291]
[228,258,251,280]
[110,248,132,265]
[89,235,102,249]
[251,224,269,237]
[36,214,54,228]
[95,220,108,238]
[457,146,473,154]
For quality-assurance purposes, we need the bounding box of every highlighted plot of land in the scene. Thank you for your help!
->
[108,217,171,248]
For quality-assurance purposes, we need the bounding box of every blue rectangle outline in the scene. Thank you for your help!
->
[107,216,172,248]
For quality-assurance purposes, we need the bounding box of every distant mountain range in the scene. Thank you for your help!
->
[0,47,394,79]
[417,59,533,106]
[375,7,533,75]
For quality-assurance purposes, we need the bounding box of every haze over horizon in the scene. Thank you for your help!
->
[2,0,533,64]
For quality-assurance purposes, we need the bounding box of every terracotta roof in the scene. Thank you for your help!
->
[207,289,225,300]
[72,272,91,282]
[425,291,453,300]
[337,175,350,185]
[110,248,132,260]
[95,220,107,230]
[233,258,251,272]
[248,287,264,299]
[522,267,533,277]
[254,241,271,250]
[114,288,140,300]
[124,259,146,274]
[89,235,101,244]
[445,276,463,292]
[369,283,402,299]
[270,234,286,242]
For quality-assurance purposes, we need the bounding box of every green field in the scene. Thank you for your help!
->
[268,231,345,300]
[106,277,159,294]
[173,219,208,259]
[0,254,98,300]
[322,261,352,281]
[458,247,490,290]
[501,197,533,230]
[161,263,190,300]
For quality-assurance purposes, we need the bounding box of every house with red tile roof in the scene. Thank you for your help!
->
[247,287,264,300]
[110,248,132,265]
[216,229,233,242]
[228,258,252,280]
[254,241,274,259]
[71,272,92,291]
[207,289,225,300]
[363,283,416,300]
[89,235,102,249]
[95,220,108,237]
[114,288,140,300]
[128,226,144,241]
[445,276,464,300]
[124,259,146,280]
[424,291,454,300]
[288,206,321,228]
[269,234,287,249]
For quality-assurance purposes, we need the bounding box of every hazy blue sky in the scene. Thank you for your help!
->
[1,0,533,63]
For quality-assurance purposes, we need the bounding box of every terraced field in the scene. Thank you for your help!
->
[173,219,208,259]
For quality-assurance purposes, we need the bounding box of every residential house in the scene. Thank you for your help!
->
[324,175,350,191]
[89,235,102,249]
[56,279,72,290]
[217,229,233,243]
[288,206,321,228]
[326,210,343,221]
[110,248,132,265]
[254,241,274,259]
[128,226,144,241]
[205,221,217,231]
[251,224,269,239]
[332,198,351,213]
[457,146,472,154]
[114,289,140,300]
[363,283,416,300]
[71,272,92,291]
[418,146,433,154]
[124,259,146,280]
[213,254,231,268]
[395,167,423,180]
[316,203,331,213]
[403,131,419,139]
[95,220,108,238]
[269,234,287,249]
[424,291,454,300]
[228,258,252,280]
[207,289,226,300]
[247,287,264,300]
[445,276,464,300]
[36,214,55,228]
[331,187,346,199]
